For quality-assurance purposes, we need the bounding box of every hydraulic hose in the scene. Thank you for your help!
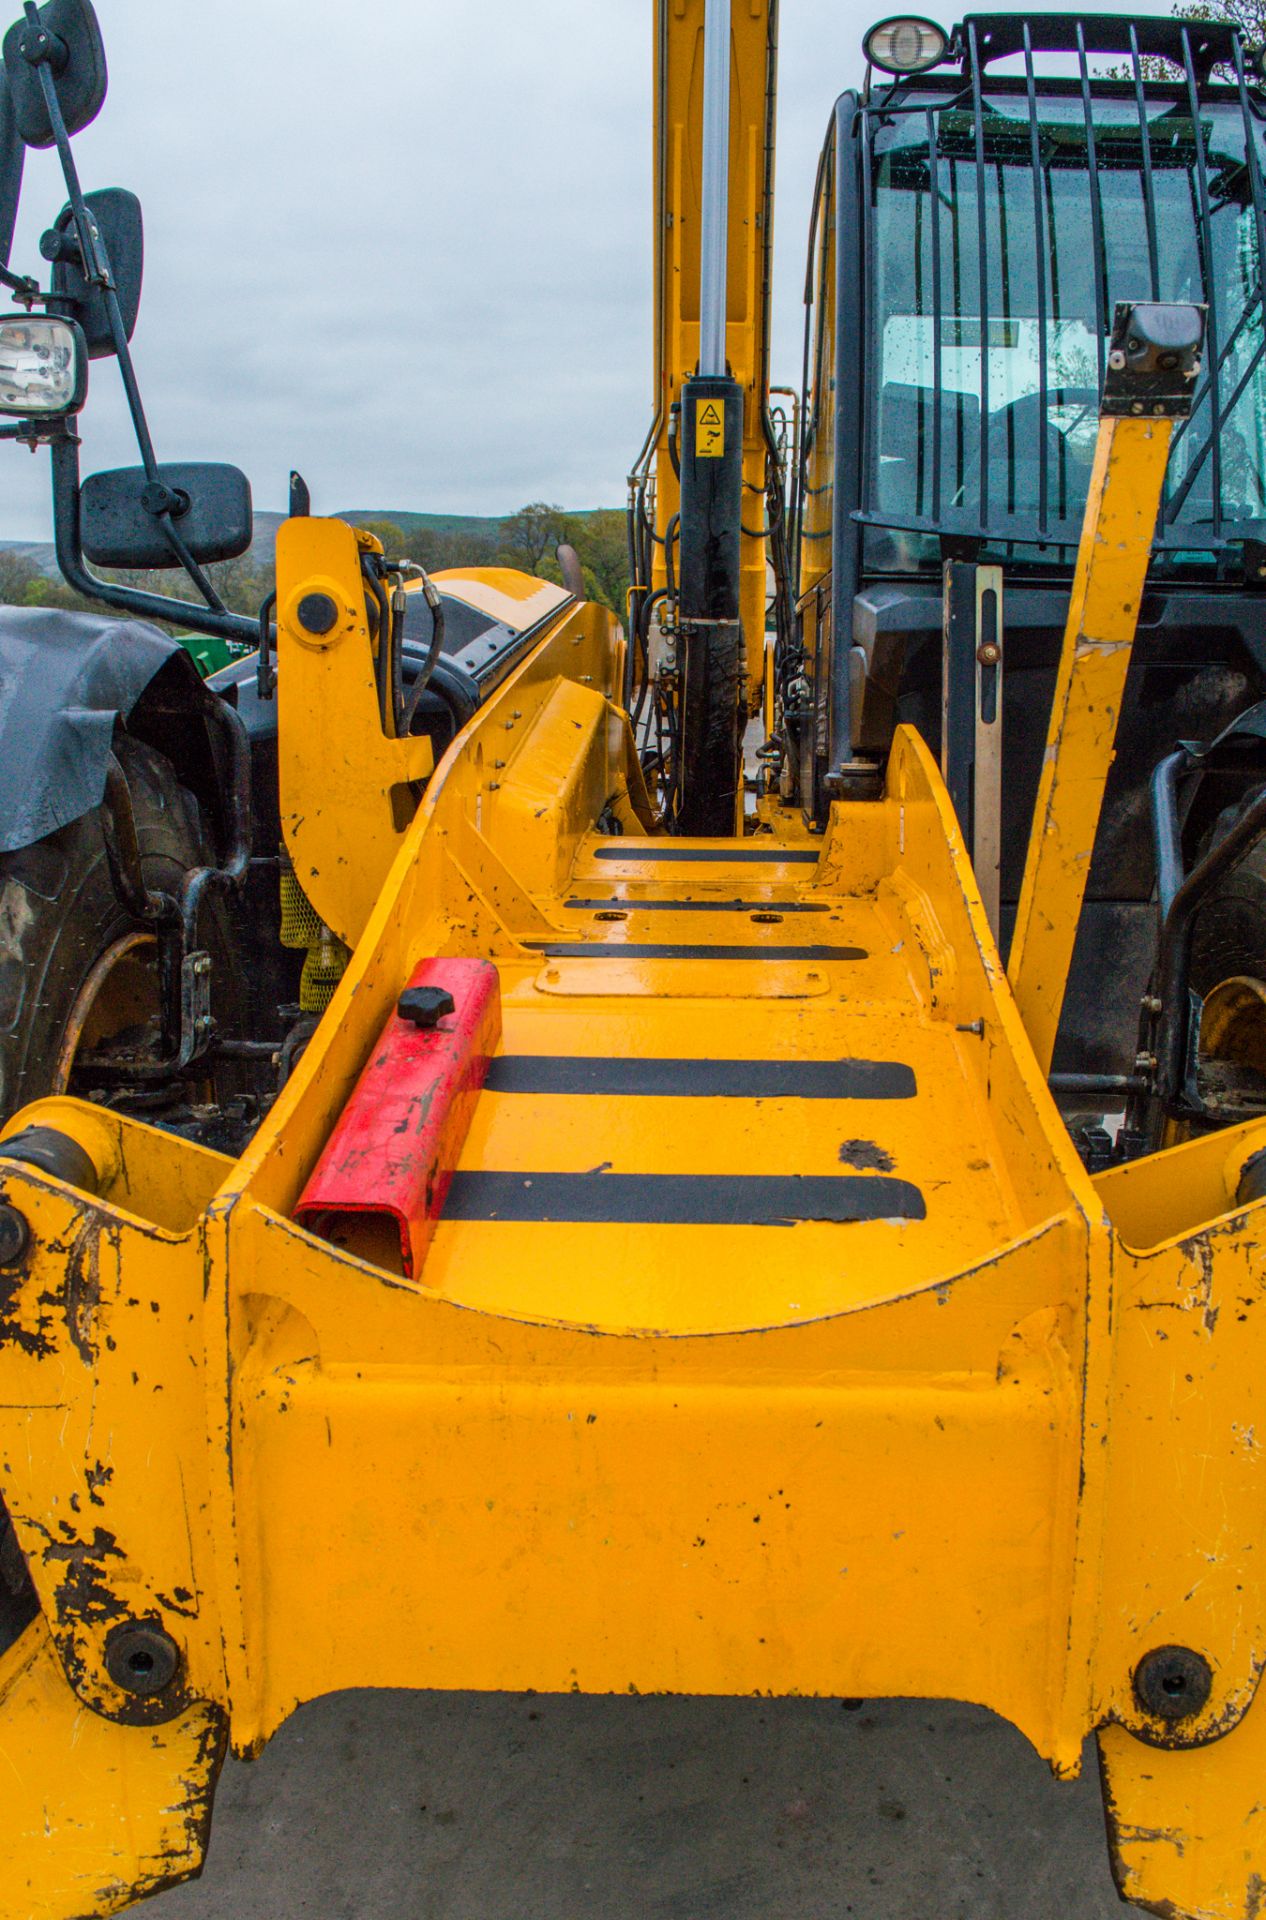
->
[399,572,447,736]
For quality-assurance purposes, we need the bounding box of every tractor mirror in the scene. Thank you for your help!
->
[2,0,106,147]
[40,188,142,357]
[80,462,253,570]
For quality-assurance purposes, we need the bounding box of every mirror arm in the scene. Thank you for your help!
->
[153,504,229,613]
[23,8,234,624]
[0,260,41,303]
[49,432,260,646]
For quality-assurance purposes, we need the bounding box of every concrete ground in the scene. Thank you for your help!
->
[155,1692,1128,1919]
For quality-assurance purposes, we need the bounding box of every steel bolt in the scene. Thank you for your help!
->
[1109,348,1127,370]
[0,1204,29,1269]
[1133,1645,1213,1722]
[296,592,338,637]
[105,1622,182,1697]
[1134,1051,1158,1073]
[977,642,1000,666]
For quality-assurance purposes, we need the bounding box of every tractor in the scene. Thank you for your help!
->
[2,4,1266,1916]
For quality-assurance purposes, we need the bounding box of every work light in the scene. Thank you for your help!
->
[863,15,948,73]
[0,314,87,416]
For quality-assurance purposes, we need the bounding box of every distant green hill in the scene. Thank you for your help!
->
[2,506,620,577]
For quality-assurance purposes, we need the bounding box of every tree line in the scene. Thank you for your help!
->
[356,503,629,615]
[0,502,630,634]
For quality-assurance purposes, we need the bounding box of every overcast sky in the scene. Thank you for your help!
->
[0,0,1177,539]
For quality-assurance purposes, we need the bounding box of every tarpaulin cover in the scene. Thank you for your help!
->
[0,607,191,854]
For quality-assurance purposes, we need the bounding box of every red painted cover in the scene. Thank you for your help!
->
[295,957,501,1279]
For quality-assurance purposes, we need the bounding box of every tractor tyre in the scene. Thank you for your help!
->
[0,733,239,1122]
[1189,785,1266,999]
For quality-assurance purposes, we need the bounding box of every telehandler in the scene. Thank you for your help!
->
[1,0,1266,1914]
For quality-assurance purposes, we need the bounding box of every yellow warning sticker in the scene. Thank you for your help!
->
[696,397,725,458]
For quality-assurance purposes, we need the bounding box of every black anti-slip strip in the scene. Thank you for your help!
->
[483,1056,916,1099]
[591,846,820,865]
[525,942,865,961]
[444,1171,925,1225]
[564,897,829,913]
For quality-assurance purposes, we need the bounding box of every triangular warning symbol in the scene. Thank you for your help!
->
[699,402,722,426]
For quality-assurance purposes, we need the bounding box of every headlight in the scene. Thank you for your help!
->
[0,314,87,416]
[863,15,949,73]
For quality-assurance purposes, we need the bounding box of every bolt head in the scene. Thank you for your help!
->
[1134,1645,1213,1722]
[105,1622,181,1697]
[296,592,338,637]
[0,1204,29,1269]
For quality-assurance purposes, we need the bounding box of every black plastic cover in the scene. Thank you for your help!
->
[0,77,24,268]
[0,605,190,853]
[80,461,252,569]
[46,187,141,357]
[1,0,106,147]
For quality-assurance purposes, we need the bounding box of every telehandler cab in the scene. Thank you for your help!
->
[2,1,1266,1915]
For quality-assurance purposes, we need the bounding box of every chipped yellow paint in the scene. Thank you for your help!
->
[1008,413,1174,1072]
[0,1619,222,1919]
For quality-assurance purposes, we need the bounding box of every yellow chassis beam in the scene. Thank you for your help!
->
[1009,410,1174,1073]
[0,519,1263,1920]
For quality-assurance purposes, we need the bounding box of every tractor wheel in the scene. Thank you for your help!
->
[0,1506,35,1653]
[0,733,239,1121]
[1184,787,1266,1127]
[0,732,242,1657]
[1189,786,1266,1002]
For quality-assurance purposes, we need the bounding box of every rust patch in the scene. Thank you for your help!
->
[838,1139,896,1173]
[85,1461,114,1508]
[40,1524,128,1630]
[0,1211,53,1359]
[65,1213,108,1366]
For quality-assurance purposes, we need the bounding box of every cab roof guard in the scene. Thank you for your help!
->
[952,13,1253,79]
[854,12,1266,559]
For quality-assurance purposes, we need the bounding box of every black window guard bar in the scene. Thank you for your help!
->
[857,12,1266,559]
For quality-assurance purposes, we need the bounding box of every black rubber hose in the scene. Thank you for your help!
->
[363,559,391,730]
[256,589,277,701]
[399,579,447,737]
[631,587,670,733]
[390,581,407,735]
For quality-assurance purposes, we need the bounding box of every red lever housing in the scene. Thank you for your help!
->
[295,957,502,1279]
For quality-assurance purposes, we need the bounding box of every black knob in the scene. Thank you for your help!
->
[397,986,455,1029]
